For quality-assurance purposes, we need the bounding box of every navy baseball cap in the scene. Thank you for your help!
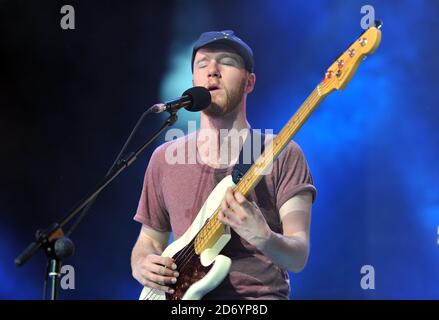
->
[191,30,254,73]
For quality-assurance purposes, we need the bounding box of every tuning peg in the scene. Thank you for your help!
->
[374,19,383,29]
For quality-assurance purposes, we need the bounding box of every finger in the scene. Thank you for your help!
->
[218,210,235,228]
[227,191,251,221]
[234,192,254,213]
[149,255,177,270]
[224,187,235,207]
[142,278,174,294]
[234,191,253,210]
[234,191,248,205]
[223,193,247,223]
[218,208,228,224]
[150,263,179,278]
[225,188,241,211]
[223,206,241,225]
[221,198,229,211]
[146,271,178,286]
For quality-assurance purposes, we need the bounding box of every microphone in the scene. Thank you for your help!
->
[150,86,211,114]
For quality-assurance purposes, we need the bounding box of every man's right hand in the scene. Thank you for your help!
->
[132,254,179,294]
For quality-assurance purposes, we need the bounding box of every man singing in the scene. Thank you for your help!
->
[131,30,316,299]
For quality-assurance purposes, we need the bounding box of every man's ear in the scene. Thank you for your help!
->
[245,73,256,94]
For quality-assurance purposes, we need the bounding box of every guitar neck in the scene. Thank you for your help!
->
[194,85,326,254]
[235,86,325,197]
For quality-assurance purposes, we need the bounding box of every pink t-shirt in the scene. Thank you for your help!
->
[134,133,316,299]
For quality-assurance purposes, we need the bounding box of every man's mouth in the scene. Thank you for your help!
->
[207,84,221,93]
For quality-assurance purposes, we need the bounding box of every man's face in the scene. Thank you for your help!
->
[192,45,254,118]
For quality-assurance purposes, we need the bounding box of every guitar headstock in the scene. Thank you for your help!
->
[318,26,382,96]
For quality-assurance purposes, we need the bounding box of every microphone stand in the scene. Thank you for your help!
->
[15,110,179,299]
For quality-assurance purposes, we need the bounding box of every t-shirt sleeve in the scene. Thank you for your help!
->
[133,146,171,232]
[274,141,317,211]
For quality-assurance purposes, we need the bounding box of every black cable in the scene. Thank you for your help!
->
[43,260,49,300]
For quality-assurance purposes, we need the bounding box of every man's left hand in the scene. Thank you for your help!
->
[218,187,272,247]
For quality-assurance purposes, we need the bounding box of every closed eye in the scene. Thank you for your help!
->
[220,57,238,66]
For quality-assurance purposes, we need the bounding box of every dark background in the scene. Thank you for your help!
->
[1,0,438,299]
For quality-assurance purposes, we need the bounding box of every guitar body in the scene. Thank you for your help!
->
[139,175,236,300]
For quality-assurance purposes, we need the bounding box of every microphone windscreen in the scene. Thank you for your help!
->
[182,86,211,112]
[54,237,75,259]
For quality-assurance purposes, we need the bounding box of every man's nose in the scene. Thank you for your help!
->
[207,61,221,78]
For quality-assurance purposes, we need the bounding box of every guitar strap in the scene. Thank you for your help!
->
[231,129,265,184]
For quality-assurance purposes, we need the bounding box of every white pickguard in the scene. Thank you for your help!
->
[139,175,236,300]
